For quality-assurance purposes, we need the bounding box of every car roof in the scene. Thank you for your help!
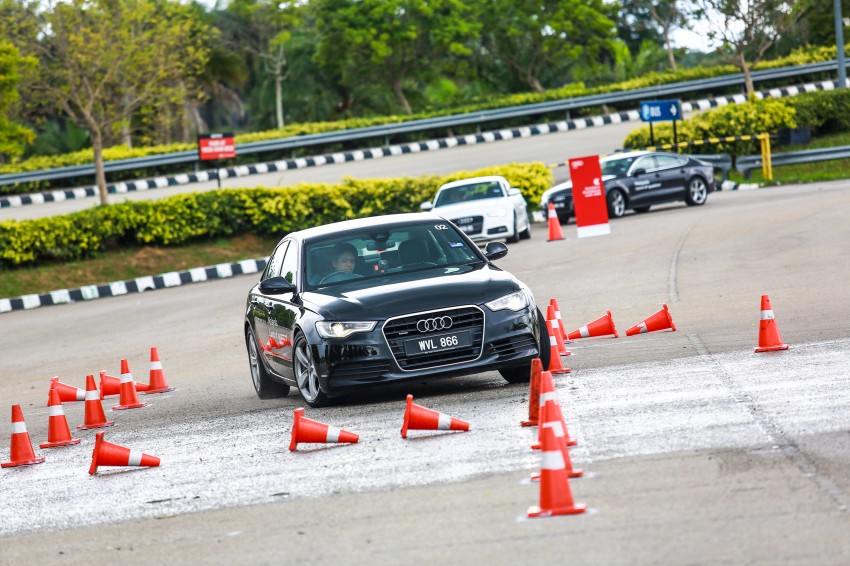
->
[437,176,507,191]
[288,212,446,242]
[602,150,651,162]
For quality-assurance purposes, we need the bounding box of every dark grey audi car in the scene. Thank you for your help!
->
[540,150,716,223]
[244,213,550,407]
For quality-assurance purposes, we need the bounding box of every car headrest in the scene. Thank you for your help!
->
[398,239,429,265]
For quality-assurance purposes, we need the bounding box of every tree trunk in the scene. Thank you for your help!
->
[737,52,755,97]
[91,126,108,205]
[664,30,677,73]
[275,70,284,129]
[391,78,412,115]
[528,75,545,94]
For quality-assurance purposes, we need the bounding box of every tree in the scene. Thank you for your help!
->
[621,1,687,72]
[692,0,809,95]
[0,41,36,162]
[312,0,479,115]
[479,0,617,94]
[5,0,211,204]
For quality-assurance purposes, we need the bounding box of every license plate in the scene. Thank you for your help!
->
[454,217,474,225]
[461,226,476,233]
[403,330,472,357]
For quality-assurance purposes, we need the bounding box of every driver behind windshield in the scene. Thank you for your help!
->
[331,242,357,274]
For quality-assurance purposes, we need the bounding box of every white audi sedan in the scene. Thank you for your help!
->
[420,176,531,243]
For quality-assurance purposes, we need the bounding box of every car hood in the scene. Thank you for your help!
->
[432,200,509,218]
[301,263,522,320]
[540,175,617,205]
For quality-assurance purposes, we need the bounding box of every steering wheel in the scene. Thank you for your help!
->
[319,271,363,285]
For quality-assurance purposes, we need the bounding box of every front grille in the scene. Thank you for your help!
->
[489,334,538,360]
[331,360,391,383]
[383,306,485,371]
[451,215,483,236]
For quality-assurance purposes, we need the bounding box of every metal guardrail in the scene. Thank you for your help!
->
[736,145,850,178]
[693,154,733,181]
[0,60,840,188]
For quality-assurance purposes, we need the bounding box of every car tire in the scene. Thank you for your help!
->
[606,189,626,218]
[506,214,520,244]
[519,216,532,240]
[558,212,570,224]
[246,326,290,399]
[634,206,651,213]
[498,307,552,383]
[685,176,708,206]
[293,332,330,408]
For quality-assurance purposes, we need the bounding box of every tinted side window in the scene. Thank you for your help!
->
[280,241,299,285]
[262,241,288,281]
[656,155,687,169]
[634,156,658,172]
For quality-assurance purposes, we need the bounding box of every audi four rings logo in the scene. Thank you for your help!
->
[417,316,453,333]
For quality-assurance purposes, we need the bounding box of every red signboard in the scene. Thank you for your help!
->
[569,155,610,238]
[198,133,236,161]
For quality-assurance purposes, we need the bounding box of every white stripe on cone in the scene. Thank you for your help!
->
[549,335,557,346]
[150,361,163,370]
[48,405,65,417]
[437,413,452,430]
[326,427,341,443]
[120,372,133,384]
[541,450,566,470]
[128,449,143,466]
[761,309,775,320]
[85,390,99,401]
[638,322,648,334]
[543,420,565,437]
[75,389,85,401]
[11,422,26,434]
[579,326,590,338]
[551,319,560,330]
[539,391,557,406]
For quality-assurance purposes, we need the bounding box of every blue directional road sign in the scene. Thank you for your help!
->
[640,100,682,123]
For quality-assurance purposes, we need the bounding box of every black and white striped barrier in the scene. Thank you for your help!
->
[0,257,268,314]
[1,77,844,210]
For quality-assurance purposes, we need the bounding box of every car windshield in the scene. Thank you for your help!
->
[600,156,638,176]
[434,181,503,207]
[304,221,484,290]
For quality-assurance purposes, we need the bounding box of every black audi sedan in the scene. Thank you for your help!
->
[540,150,716,223]
[244,213,550,407]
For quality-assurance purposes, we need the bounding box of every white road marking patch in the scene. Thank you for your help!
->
[2,338,848,536]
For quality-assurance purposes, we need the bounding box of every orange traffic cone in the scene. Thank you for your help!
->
[567,310,618,339]
[88,431,160,474]
[40,388,81,448]
[100,371,149,399]
[550,298,572,344]
[546,305,569,356]
[546,202,565,242]
[112,360,147,411]
[755,295,789,352]
[289,408,359,450]
[532,371,577,450]
[401,394,470,438]
[78,374,114,430]
[47,376,85,405]
[546,320,571,374]
[2,405,45,468]
[625,304,676,336]
[531,402,583,481]
[527,420,586,518]
[521,358,543,427]
[143,347,175,394]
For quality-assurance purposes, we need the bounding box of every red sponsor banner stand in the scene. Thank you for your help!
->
[198,133,236,188]
[568,155,610,238]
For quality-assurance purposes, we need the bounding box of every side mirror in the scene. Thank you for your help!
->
[633,168,646,176]
[420,201,433,211]
[508,188,522,197]
[484,241,508,261]
[259,276,296,295]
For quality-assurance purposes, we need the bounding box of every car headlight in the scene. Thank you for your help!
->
[486,209,508,217]
[315,321,377,339]
[485,291,529,312]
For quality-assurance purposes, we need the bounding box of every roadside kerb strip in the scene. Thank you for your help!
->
[1,77,842,210]
[0,257,268,315]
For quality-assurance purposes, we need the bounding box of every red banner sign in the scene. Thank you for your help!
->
[569,155,610,238]
[198,133,236,161]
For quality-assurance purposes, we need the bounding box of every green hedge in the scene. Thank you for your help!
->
[2,42,843,190]
[0,163,552,267]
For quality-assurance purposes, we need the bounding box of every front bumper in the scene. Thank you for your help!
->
[448,214,514,242]
[312,305,540,395]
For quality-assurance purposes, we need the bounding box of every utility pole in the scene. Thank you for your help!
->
[836,0,847,88]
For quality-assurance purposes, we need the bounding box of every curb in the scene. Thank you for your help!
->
[0,257,268,315]
[1,78,840,210]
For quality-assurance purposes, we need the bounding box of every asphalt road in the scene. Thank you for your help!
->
[0,120,638,221]
[1,180,849,564]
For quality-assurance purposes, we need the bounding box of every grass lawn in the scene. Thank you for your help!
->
[0,233,280,299]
